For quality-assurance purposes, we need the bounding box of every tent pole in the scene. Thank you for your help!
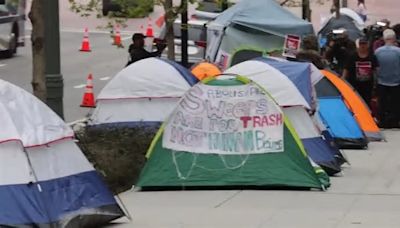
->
[115,194,133,221]
[23,147,53,226]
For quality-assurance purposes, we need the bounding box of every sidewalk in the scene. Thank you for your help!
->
[109,129,400,228]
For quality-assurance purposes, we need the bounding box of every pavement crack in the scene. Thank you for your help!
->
[213,190,242,208]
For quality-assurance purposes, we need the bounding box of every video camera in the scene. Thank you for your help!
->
[364,21,389,43]
[326,29,348,47]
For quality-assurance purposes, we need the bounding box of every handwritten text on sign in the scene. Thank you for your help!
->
[163,83,284,154]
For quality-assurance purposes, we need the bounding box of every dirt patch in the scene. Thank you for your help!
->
[75,124,160,193]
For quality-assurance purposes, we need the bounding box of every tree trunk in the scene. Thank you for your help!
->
[221,0,228,10]
[29,0,46,101]
[334,0,340,19]
[164,0,175,61]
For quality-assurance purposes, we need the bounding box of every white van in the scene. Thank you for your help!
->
[157,17,208,66]
[0,0,25,57]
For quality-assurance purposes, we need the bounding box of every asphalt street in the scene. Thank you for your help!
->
[0,0,190,122]
[0,31,130,122]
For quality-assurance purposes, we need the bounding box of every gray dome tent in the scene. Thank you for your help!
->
[206,0,314,69]
[318,8,365,41]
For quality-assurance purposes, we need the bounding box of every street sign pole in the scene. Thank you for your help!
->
[43,0,64,119]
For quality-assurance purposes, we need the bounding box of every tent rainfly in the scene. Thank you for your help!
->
[90,57,198,127]
[0,79,124,227]
[206,0,314,69]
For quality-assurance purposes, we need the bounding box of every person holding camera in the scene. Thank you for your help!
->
[325,29,357,75]
[342,37,379,108]
[126,33,167,66]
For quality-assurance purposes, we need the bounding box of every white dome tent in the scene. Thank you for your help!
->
[90,58,198,127]
[224,59,343,175]
[0,79,124,227]
[224,59,311,109]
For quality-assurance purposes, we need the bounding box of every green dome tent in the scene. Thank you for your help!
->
[136,76,329,190]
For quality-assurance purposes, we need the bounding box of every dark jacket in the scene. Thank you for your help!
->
[126,45,163,66]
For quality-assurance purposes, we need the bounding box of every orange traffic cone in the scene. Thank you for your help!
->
[80,28,91,52]
[113,25,122,47]
[80,74,96,108]
[146,18,154,37]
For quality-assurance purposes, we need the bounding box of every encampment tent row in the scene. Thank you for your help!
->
[1,0,391,224]
[85,52,385,193]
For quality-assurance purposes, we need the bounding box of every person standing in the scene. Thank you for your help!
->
[126,33,166,66]
[375,29,400,128]
[343,37,379,107]
[296,35,326,69]
[356,0,367,22]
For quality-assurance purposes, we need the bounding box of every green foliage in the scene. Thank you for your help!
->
[68,0,197,30]
[110,0,154,18]
[69,0,154,29]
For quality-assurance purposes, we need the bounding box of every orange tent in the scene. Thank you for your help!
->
[321,70,384,141]
[191,62,221,80]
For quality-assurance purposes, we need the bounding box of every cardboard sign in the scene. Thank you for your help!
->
[282,34,301,58]
[163,82,285,155]
[217,51,230,70]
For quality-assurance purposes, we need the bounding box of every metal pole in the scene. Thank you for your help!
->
[302,0,311,21]
[43,0,64,119]
[181,0,188,68]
